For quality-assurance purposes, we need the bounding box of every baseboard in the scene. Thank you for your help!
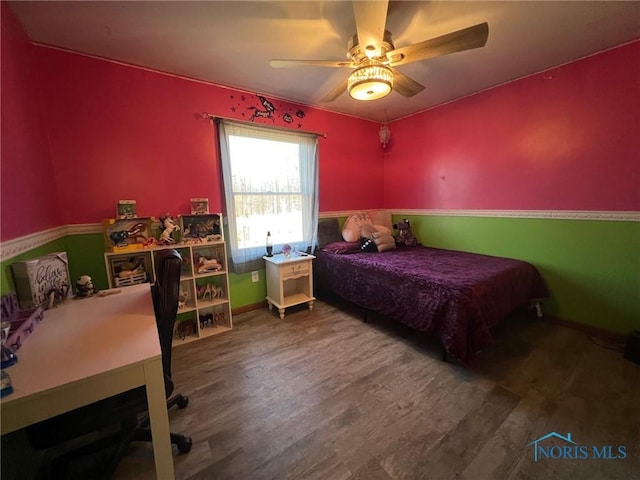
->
[232,301,268,316]
[542,314,627,346]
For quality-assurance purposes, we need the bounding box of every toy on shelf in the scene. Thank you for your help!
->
[159,214,180,245]
[180,214,222,243]
[178,286,190,309]
[117,200,137,219]
[197,283,224,301]
[175,319,197,340]
[190,198,209,215]
[109,222,147,247]
[103,218,153,252]
[215,311,226,326]
[199,313,214,329]
[196,256,223,274]
[110,255,151,287]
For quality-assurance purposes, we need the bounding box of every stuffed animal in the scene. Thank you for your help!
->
[393,219,419,247]
[360,223,396,252]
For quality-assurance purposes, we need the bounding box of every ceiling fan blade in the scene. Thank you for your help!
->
[353,0,389,58]
[387,22,489,67]
[270,59,356,68]
[391,68,425,97]
[321,78,349,103]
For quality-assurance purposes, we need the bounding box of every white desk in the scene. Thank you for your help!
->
[0,283,175,479]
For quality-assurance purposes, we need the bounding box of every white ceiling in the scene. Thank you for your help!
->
[8,1,640,122]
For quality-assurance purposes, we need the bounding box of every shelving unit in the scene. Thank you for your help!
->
[103,214,232,346]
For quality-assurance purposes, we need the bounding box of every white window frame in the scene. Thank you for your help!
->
[218,120,319,273]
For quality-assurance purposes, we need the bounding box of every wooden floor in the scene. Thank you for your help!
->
[5,297,639,479]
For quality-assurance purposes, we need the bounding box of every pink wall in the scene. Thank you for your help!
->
[385,40,640,211]
[1,3,61,241]
[33,46,383,226]
[4,2,637,244]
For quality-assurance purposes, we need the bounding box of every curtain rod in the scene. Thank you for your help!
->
[199,112,327,139]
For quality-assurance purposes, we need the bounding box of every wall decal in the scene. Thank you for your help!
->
[257,96,276,115]
[247,106,275,122]
[222,94,308,129]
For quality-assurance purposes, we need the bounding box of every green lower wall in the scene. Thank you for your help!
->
[3,215,638,335]
[396,214,640,335]
[228,270,267,309]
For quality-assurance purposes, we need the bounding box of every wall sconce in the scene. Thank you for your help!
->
[379,123,391,148]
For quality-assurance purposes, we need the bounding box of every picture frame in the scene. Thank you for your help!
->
[117,200,137,219]
[190,198,209,215]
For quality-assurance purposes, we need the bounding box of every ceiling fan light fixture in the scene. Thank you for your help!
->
[347,65,393,101]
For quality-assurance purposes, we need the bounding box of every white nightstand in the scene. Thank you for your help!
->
[263,253,316,319]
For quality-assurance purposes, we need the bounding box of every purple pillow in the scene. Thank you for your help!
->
[321,241,361,254]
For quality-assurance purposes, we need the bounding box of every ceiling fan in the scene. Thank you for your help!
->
[270,1,489,102]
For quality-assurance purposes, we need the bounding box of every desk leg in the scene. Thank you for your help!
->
[144,359,176,480]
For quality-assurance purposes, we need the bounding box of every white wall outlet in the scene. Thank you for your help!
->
[251,271,259,283]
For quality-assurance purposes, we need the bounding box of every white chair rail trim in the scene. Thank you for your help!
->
[0,224,100,262]
[321,209,640,222]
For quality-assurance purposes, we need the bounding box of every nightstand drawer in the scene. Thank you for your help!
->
[282,262,309,278]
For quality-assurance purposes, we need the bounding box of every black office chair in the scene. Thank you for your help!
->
[26,248,192,479]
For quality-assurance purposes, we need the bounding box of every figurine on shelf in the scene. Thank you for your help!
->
[201,283,214,301]
[182,214,221,242]
[176,319,196,340]
[199,283,224,301]
[199,313,214,329]
[109,222,148,247]
[197,256,222,273]
[190,198,209,215]
[118,265,145,279]
[143,237,157,248]
[117,200,137,219]
[178,286,189,309]
[159,214,180,245]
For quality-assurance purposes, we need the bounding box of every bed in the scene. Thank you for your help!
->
[314,219,548,363]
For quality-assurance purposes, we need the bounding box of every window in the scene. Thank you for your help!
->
[218,120,319,273]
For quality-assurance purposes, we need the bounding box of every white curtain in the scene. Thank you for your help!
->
[218,119,319,274]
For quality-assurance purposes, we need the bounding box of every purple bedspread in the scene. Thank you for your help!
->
[314,246,548,363]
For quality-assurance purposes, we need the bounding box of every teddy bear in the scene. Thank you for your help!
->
[393,219,419,247]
